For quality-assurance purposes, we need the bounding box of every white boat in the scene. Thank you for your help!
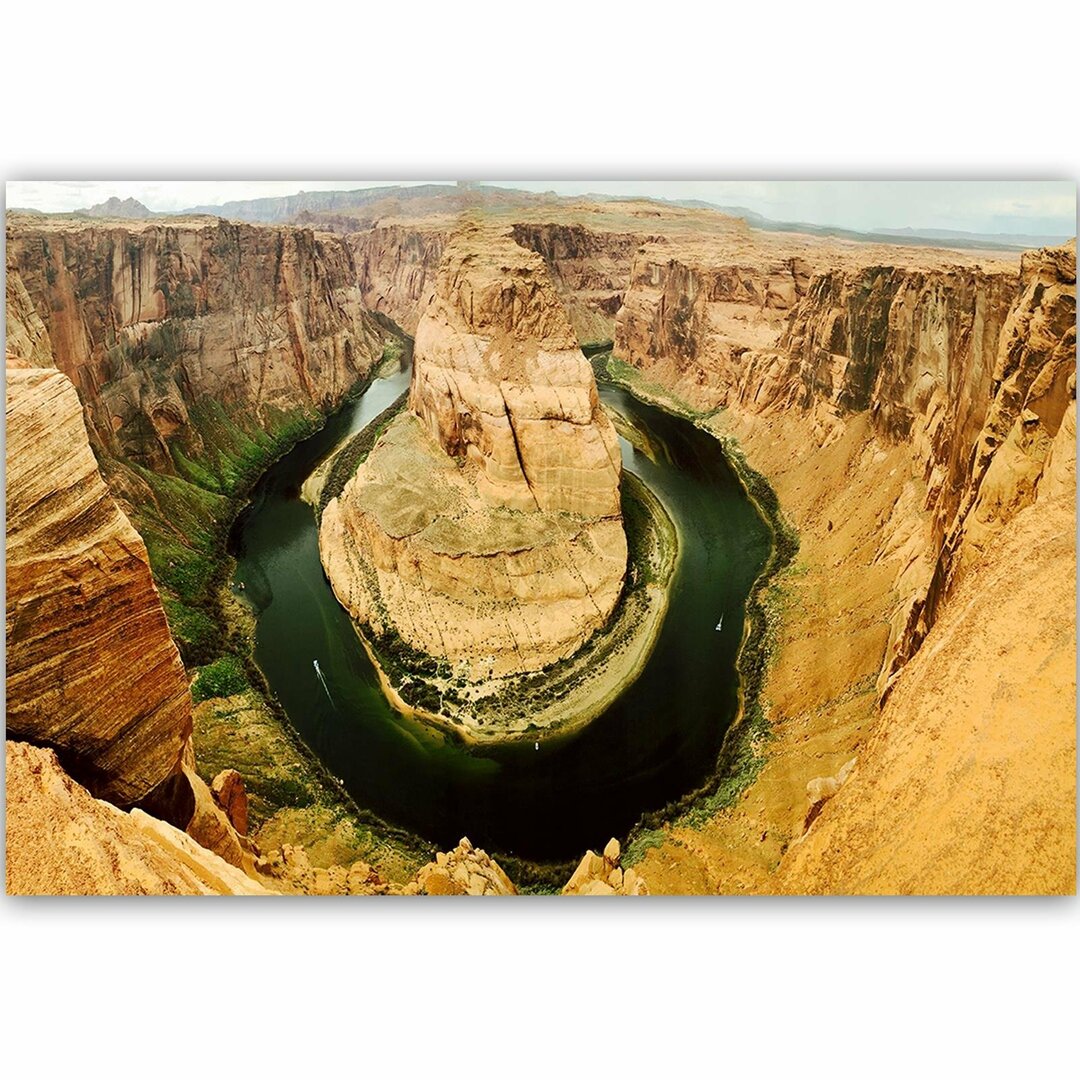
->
[715,615,723,631]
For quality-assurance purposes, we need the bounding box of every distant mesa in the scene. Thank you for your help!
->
[75,195,159,219]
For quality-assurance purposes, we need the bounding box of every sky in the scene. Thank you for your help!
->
[6,179,1076,237]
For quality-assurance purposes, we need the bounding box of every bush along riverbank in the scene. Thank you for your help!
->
[591,352,801,866]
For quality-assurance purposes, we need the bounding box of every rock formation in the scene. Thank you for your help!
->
[607,231,1074,895]
[410,837,517,896]
[613,236,1075,686]
[409,222,623,517]
[563,837,649,896]
[211,769,250,836]
[5,367,192,806]
[5,742,270,896]
[350,223,446,335]
[351,206,647,344]
[320,223,627,687]
[777,462,1075,893]
[5,364,258,885]
[6,189,1075,896]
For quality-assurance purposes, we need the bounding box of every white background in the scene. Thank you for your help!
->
[2,2,1077,1077]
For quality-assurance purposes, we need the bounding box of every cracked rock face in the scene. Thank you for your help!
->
[320,223,627,681]
[410,222,623,517]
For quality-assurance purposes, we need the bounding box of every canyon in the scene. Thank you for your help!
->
[4,190,1075,895]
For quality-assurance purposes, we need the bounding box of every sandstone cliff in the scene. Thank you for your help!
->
[6,215,385,477]
[613,236,1075,688]
[5,368,192,806]
[6,364,258,883]
[612,234,1074,896]
[350,223,446,335]
[510,221,639,345]
[320,223,627,691]
[409,222,623,517]
[350,207,645,346]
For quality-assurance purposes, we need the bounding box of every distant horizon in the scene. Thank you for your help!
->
[6,179,1076,240]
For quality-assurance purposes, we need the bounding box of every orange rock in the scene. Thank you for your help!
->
[210,769,249,836]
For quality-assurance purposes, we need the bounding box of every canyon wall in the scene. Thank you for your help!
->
[5,364,263,883]
[615,233,1074,895]
[6,216,386,478]
[614,238,1075,689]
[776,446,1076,894]
[350,223,446,336]
[320,222,627,684]
[509,222,640,345]
[5,367,192,806]
[350,213,642,345]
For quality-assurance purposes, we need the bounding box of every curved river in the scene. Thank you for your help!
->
[230,363,772,862]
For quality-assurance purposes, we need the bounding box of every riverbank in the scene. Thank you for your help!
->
[590,353,807,881]
[173,344,782,883]
[125,337,436,882]
[593,352,921,892]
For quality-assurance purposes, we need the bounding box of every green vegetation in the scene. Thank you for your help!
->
[380,336,405,367]
[157,279,197,318]
[106,335,435,882]
[181,398,321,496]
[318,392,408,517]
[192,689,433,879]
[598,351,701,420]
[161,597,218,664]
[622,827,667,868]
[191,654,250,702]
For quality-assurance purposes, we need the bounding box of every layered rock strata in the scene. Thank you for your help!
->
[5,368,192,805]
[614,238,1075,896]
[5,215,385,476]
[350,206,647,344]
[320,224,627,686]
[614,239,1075,689]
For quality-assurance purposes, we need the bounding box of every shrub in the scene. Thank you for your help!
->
[191,655,249,702]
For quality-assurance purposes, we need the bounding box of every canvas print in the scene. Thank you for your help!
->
[4,179,1076,896]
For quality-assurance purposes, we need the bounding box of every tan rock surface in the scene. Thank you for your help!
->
[777,482,1076,894]
[410,221,623,517]
[321,222,627,687]
[320,414,626,679]
[414,837,516,896]
[564,836,648,896]
[5,742,272,896]
[607,240,1074,896]
[5,367,192,805]
[210,768,249,835]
